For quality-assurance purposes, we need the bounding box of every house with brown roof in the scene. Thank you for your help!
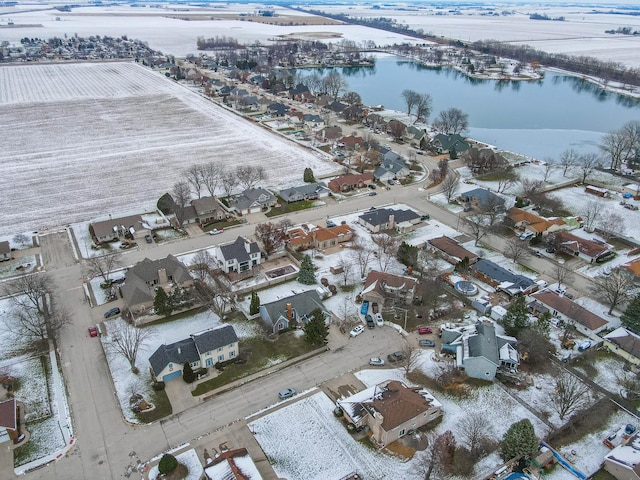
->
[191,196,225,226]
[360,271,417,306]
[507,207,567,236]
[337,380,443,447]
[327,173,373,193]
[529,290,609,336]
[338,134,365,150]
[286,224,354,252]
[90,214,147,244]
[552,231,614,263]
[0,398,22,445]
[204,447,263,479]
[604,327,640,366]
[622,256,640,284]
[427,236,478,266]
[315,126,343,143]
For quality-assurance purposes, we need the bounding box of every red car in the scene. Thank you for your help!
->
[88,326,99,337]
[372,302,379,314]
[418,327,433,335]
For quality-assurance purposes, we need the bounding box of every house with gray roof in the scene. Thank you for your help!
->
[405,125,428,146]
[259,290,330,334]
[0,241,10,262]
[191,196,225,226]
[278,183,330,203]
[149,325,239,382]
[461,322,518,381]
[459,188,505,212]
[215,236,262,274]
[358,207,421,233]
[429,133,470,157]
[121,255,193,313]
[471,259,537,297]
[90,214,147,244]
[229,188,276,215]
[373,156,411,183]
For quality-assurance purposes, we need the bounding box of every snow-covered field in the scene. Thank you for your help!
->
[0,61,337,237]
[101,310,262,423]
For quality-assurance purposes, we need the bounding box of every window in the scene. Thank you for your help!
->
[218,355,224,362]
[218,347,223,352]
[168,363,173,372]
[399,429,405,437]
[229,350,236,358]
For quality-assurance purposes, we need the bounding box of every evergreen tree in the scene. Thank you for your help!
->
[303,167,315,183]
[249,291,261,316]
[501,419,539,461]
[622,293,640,334]
[304,308,329,346]
[396,242,418,267]
[158,453,178,474]
[154,288,173,317]
[532,311,551,337]
[182,361,195,383]
[455,256,470,273]
[298,254,316,285]
[501,296,529,337]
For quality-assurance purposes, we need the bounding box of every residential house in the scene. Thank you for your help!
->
[121,255,194,313]
[0,399,20,444]
[0,241,10,261]
[552,231,613,264]
[327,101,348,114]
[364,113,387,131]
[429,133,470,156]
[286,224,354,251]
[216,236,262,274]
[191,196,225,226]
[287,83,309,101]
[529,289,609,336]
[604,327,640,366]
[89,214,146,244]
[427,236,479,266]
[360,270,417,307]
[278,183,330,203]
[471,259,537,297]
[229,188,277,215]
[285,110,304,125]
[622,257,640,285]
[386,119,407,139]
[204,448,263,480]
[405,125,428,147]
[266,102,288,116]
[315,126,343,143]
[373,156,411,183]
[459,188,505,212]
[149,325,239,382]
[337,380,443,447]
[342,104,366,122]
[259,290,330,334]
[506,207,566,236]
[604,432,640,480]
[338,134,365,151]
[303,114,324,130]
[327,173,373,193]
[299,91,316,104]
[358,207,421,234]
[446,321,519,381]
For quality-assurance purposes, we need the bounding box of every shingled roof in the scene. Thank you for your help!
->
[358,208,420,227]
[191,325,238,353]
[149,338,199,377]
[532,290,608,331]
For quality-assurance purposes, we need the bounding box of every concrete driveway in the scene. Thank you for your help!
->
[164,378,197,415]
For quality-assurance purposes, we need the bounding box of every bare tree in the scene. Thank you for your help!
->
[519,178,545,199]
[504,237,529,264]
[184,164,204,199]
[236,165,267,190]
[201,161,223,197]
[457,412,493,458]
[349,238,372,279]
[560,149,579,177]
[414,93,433,124]
[387,120,406,141]
[495,168,519,194]
[432,107,469,134]
[372,234,399,272]
[440,174,458,202]
[190,250,216,282]
[85,252,122,284]
[437,158,449,178]
[554,264,574,292]
[598,211,626,240]
[193,276,233,320]
[549,371,591,420]
[336,255,354,287]
[465,215,489,246]
[414,430,457,480]
[322,70,347,100]
[255,222,285,255]
[600,130,628,172]
[342,91,361,105]
[172,181,191,227]
[106,320,155,373]
[401,89,419,116]
[581,199,605,232]
[220,168,239,199]
[401,340,421,376]
[594,269,635,315]
[3,303,70,346]
[542,160,555,182]
[5,273,53,314]
[577,152,600,184]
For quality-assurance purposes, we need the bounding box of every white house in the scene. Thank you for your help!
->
[149,325,239,382]
[215,236,262,274]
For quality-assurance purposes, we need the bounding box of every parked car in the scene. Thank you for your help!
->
[375,313,384,327]
[365,315,375,329]
[420,214,430,221]
[578,340,592,351]
[369,357,385,366]
[387,179,394,185]
[368,184,377,190]
[88,326,99,337]
[209,228,224,235]
[360,300,369,315]
[368,192,377,196]
[418,327,433,335]
[519,232,534,241]
[386,354,397,363]
[350,325,364,337]
[393,351,405,361]
[278,388,296,400]
[372,302,379,314]
[326,220,336,227]
[419,339,436,347]
[145,234,153,243]
[104,307,120,319]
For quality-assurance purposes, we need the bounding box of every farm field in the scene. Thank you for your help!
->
[0,61,337,237]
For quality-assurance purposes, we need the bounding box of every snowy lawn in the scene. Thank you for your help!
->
[0,255,37,280]
[3,355,52,422]
[13,415,66,468]
[101,310,261,423]
[88,270,126,306]
[572,352,629,395]
[148,448,203,480]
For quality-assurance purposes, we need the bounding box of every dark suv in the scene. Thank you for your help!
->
[365,314,375,329]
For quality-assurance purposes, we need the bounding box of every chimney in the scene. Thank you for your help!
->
[178,347,181,354]
[245,238,251,253]
[388,214,395,230]
[286,303,293,322]
[158,268,168,285]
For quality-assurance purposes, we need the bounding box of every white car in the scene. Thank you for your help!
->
[350,325,364,337]
[375,313,384,327]
[369,357,385,366]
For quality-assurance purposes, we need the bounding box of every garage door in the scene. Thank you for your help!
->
[163,370,182,382]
